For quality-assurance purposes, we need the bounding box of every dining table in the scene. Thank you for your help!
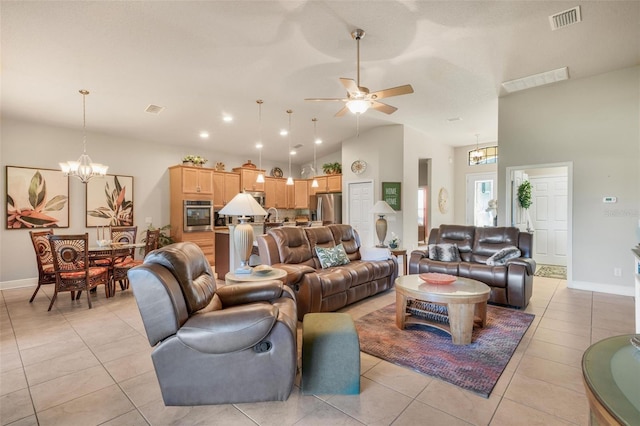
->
[88,242,145,297]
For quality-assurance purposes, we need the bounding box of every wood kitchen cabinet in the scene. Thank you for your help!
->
[213,171,240,208]
[265,177,287,209]
[180,231,215,265]
[174,166,214,194]
[309,175,342,194]
[293,179,309,209]
[233,167,265,192]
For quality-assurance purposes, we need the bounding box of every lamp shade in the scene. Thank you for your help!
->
[370,200,396,215]
[219,193,267,217]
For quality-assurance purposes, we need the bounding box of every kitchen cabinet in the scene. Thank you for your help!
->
[213,171,240,208]
[293,179,309,209]
[233,167,265,192]
[175,166,214,194]
[309,175,342,194]
[181,231,215,265]
[265,177,287,208]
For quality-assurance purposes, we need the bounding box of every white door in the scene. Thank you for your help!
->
[511,170,529,229]
[530,175,568,266]
[348,181,374,247]
[466,172,497,226]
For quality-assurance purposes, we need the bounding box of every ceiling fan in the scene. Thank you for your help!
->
[305,29,414,117]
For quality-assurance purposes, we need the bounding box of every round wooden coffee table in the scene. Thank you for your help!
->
[395,275,490,345]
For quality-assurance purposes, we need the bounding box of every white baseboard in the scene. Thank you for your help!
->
[0,278,37,291]
[568,280,635,297]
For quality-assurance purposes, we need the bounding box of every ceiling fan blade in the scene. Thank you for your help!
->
[370,84,414,100]
[371,101,398,115]
[340,78,361,96]
[335,106,350,117]
[305,97,348,102]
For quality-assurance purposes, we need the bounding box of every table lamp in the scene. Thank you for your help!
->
[370,200,396,247]
[219,192,267,274]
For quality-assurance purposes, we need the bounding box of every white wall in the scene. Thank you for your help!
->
[0,117,297,287]
[403,126,455,252]
[453,142,498,225]
[498,66,640,296]
[341,125,404,244]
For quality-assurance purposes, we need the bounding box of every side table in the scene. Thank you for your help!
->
[225,267,287,285]
[390,248,407,275]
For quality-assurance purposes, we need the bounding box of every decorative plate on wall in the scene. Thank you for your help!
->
[438,187,449,214]
[351,160,367,175]
[271,167,283,178]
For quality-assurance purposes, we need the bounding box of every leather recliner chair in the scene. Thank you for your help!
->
[128,242,298,405]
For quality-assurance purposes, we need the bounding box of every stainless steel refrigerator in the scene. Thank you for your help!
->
[313,193,342,224]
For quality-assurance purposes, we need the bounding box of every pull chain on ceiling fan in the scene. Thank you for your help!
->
[305,29,414,117]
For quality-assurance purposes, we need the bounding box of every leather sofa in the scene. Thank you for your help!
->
[409,225,536,309]
[128,242,298,405]
[257,224,398,321]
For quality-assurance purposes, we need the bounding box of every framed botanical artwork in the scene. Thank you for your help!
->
[382,182,401,211]
[86,174,134,227]
[6,166,70,229]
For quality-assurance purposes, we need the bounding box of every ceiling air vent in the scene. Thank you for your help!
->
[145,104,165,115]
[549,6,581,31]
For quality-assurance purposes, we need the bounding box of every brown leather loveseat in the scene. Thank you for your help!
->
[409,225,536,309]
[257,224,398,320]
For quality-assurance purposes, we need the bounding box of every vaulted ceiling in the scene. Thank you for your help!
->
[2,1,639,164]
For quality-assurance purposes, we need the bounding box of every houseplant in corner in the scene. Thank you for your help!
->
[139,224,175,255]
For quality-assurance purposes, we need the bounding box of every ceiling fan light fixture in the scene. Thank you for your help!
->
[347,99,371,114]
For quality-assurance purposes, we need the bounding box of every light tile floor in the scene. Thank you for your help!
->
[0,276,635,425]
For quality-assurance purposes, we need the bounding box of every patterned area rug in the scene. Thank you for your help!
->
[354,304,534,398]
[535,264,567,279]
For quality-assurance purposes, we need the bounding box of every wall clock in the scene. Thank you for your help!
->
[271,167,283,178]
[438,187,449,214]
[351,160,367,175]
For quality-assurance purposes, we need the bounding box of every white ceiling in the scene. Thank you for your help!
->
[2,1,639,164]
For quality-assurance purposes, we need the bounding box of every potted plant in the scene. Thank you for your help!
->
[182,155,195,165]
[182,155,207,167]
[322,162,342,175]
[517,181,534,232]
[389,232,400,249]
[139,224,175,255]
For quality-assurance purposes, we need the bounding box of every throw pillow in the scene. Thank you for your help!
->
[486,246,521,266]
[427,243,461,262]
[316,244,350,269]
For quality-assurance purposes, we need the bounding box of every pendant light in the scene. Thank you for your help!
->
[286,109,294,186]
[471,134,483,164]
[255,100,265,184]
[311,118,320,188]
[59,90,108,182]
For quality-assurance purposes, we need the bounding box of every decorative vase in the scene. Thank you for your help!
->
[389,243,398,249]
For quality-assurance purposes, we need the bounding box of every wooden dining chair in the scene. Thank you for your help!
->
[111,228,159,293]
[110,226,138,261]
[48,233,109,311]
[29,230,57,303]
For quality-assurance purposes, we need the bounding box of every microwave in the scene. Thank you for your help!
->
[183,200,213,232]
[246,191,265,207]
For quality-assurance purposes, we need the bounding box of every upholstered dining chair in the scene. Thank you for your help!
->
[48,233,109,311]
[29,229,57,303]
[111,228,160,293]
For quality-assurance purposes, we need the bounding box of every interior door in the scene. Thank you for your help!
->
[530,175,568,266]
[418,186,428,243]
[348,181,374,247]
[466,172,497,226]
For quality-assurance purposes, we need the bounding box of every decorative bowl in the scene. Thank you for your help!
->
[419,273,457,285]
[253,265,273,275]
[97,239,112,247]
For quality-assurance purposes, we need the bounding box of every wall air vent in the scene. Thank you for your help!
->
[145,104,165,115]
[549,6,581,30]
[293,143,303,149]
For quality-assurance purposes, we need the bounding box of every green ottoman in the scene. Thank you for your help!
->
[302,313,360,395]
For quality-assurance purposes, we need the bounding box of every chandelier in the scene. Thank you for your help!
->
[286,109,294,186]
[470,134,484,165]
[311,118,320,188]
[59,90,108,183]
[255,100,265,184]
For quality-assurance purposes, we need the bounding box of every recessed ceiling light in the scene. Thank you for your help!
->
[290,150,296,155]
[199,131,209,139]
[255,142,263,149]
[223,115,233,122]
[280,129,288,136]
[502,67,569,93]
[315,138,322,145]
